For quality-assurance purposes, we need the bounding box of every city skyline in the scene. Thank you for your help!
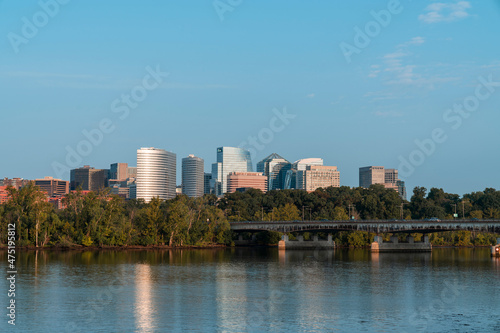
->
[1,1,500,196]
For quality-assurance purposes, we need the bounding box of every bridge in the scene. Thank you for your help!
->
[230,220,500,253]
[230,219,500,234]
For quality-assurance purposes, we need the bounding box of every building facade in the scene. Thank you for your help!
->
[359,166,385,188]
[204,173,212,195]
[285,158,324,189]
[211,147,252,196]
[109,163,128,181]
[35,177,69,197]
[300,165,340,192]
[0,186,9,204]
[359,166,406,199]
[257,153,292,191]
[136,147,176,202]
[70,166,108,191]
[0,178,31,190]
[182,155,204,198]
[227,172,267,193]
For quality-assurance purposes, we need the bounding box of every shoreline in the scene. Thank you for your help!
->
[0,244,494,251]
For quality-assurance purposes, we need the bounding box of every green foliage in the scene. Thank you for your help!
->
[1,184,500,248]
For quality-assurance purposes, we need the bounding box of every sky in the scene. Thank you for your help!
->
[0,0,499,196]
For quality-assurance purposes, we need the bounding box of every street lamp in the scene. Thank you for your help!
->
[452,204,457,220]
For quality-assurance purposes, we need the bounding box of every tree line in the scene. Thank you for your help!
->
[0,183,499,247]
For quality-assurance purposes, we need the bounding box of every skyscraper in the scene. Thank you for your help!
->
[136,147,176,202]
[211,147,252,196]
[257,153,291,191]
[182,155,204,198]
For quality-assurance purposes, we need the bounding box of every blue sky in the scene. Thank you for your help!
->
[0,0,499,195]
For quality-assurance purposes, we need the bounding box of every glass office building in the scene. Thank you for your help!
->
[211,147,252,196]
[256,153,291,191]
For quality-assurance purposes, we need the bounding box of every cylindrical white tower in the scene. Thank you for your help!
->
[136,147,176,202]
[182,155,204,198]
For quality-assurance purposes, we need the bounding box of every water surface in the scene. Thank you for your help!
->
[0,248,499,332]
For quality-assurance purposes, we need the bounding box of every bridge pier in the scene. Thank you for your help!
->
[371,235,431,253]
[492,238,500,257]
[278,234,335,249]
[234,234,257,246]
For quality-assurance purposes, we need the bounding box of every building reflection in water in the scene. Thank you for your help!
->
[135,264,156,333]
[216,263,248,332]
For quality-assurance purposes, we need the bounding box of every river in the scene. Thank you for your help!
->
[0,248,499,332]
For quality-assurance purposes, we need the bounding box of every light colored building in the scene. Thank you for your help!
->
[257,153,291,191]
[35,177,69,197]
[359,166,406,199]
[384,169,398,184]
[211,147,252,196]
[136,147,176,202]
[109,163,128,181]
[182,155,204,198]
[299,165,340,192]
[359,166,385,188]
[127,167,137,179]
[227,172,267,193]
[285,158,324,190]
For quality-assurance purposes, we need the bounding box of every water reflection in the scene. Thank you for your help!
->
[135,264,156,333]
[0,248,498,332]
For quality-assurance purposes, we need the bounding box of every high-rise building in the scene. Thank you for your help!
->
[384,169,398,184]
[211,147,252,196]
[182,155,204,198]
[285,158,324,189]
[109,163,128,181]
[359,166,406,199]
[136,147,176,202]
[70,166,108,191]
[299,166,340,192]
[35,177,69,197]
[204,173,213,195]
[257,153,292,191]
[227,172,267,193]
[359,166,385,188]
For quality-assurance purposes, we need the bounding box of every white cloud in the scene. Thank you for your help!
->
[306,93,315,98]
[368,36,460,88]
[419,1,471,24]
